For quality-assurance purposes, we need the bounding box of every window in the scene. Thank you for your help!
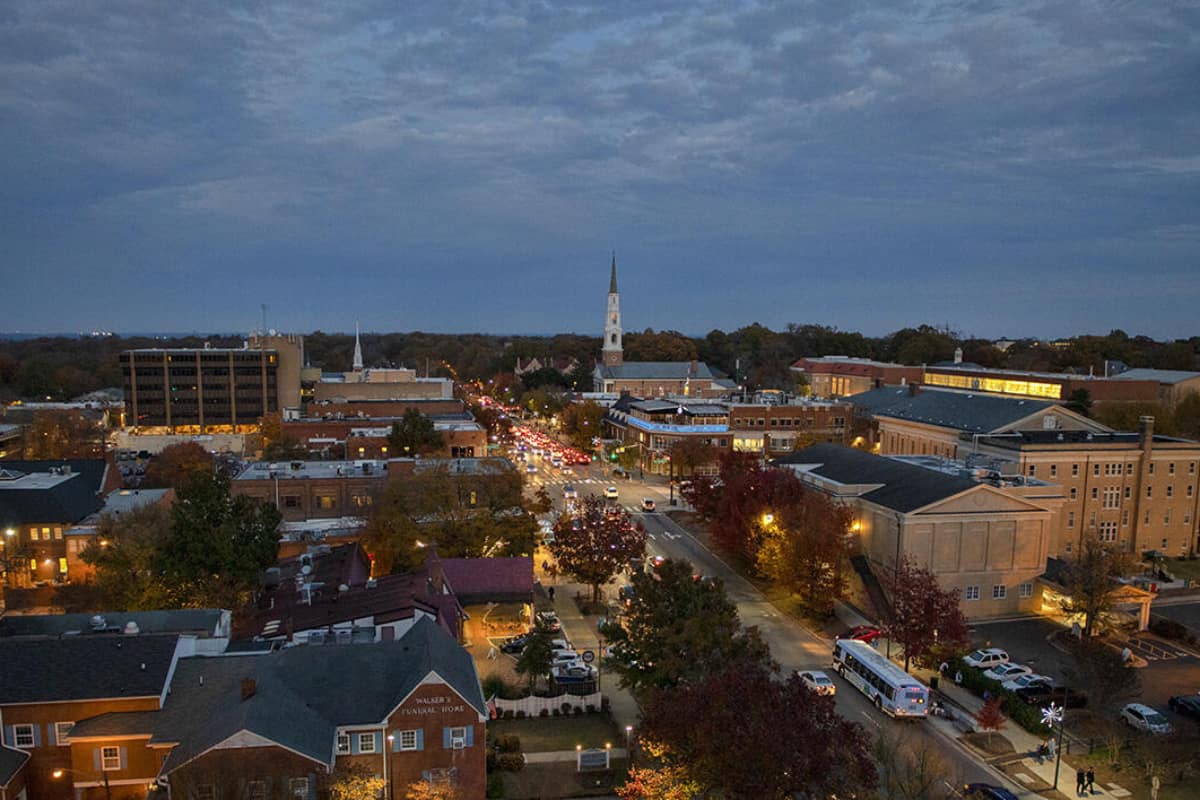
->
[1065,542,1073,554]
[13,724,34,748]
[1028,465,1036,477]
[1091,487,1099,500]
[1146,485,1153,498]
[289,778,309,798]
[247,781,267,800]
[1123,510,1130,526]
[283,495,302,509]
[1099,522,1118,543]
[29,528,38,542]
[352,494,373,507]
[58,557,67,574]
[42,527,51,539]
[397,729,419,751]
[1069,488,1077,501]
[54,722,73,746]
[196,787,215,800]
[1124,486,1131,499]
[1072,464,1079,477]
[1164,510,1172,525]
[1050,465,1058,478]
[448,726,468,748]
[1149,463,1156,475]
[1167,485,1174,498]
[992,585,1007,600]
[54,526,62,539]
[317,495,336,510]
[1190,462,1196,475]
[358,732,377,754]
[1162,538,1169,550]
[1019,583,1034,599]
[1067,511,1075,529]
[1188,485,1194,498]
[100,745,121,771]
[964,586,980,601]
[1126,463,1135,475]
[1093,464,1101,477]
[336,733,351,754]
[1169,463,1176,475]
[1103,487,1120,509]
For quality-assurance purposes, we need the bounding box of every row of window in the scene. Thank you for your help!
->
[963,583,1035,601]
[9,721,74,749]
[27,526,63,541]
[334,725,470,754]
[1032,461,1197,478]
[732,416,846,428]
[1067,508,1192,529]
[194,778,308,800]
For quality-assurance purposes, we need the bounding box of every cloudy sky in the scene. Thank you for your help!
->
[2,1,1197,339]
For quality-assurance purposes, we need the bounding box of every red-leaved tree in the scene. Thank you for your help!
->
[883,556,970,671]
[550,495,646,604]
[641,663,877,798]
[974,697,1006,750]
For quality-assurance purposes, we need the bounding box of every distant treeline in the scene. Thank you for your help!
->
[1,325,1197,402]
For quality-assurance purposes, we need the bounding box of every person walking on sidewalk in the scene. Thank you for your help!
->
[1076,769,1086,795]
[1086,768,1095,794]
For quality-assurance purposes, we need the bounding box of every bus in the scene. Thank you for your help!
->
[832,638,929,718]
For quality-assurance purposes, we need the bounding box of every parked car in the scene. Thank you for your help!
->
[552,664,598,683]
[838,625,882,645]
[1168,694,1200,719]
[1121,703,1172,734]
[604,486,620,499]
[641,498,656,512]
[500,635,527,654]
[1016,686,1088,709]
[963,785,1018,800]
[797,670,836,697]
[551,651,581,668]
[963,648,1009,669]
[983,662,1033,682]
[536,611,561,632]
[1001,673,1054,692]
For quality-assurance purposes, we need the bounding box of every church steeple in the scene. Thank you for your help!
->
[352,321,364,371]
[602,253,623,368]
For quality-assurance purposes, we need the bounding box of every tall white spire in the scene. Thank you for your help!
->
[353,321,364,371]
[602,253,623,368]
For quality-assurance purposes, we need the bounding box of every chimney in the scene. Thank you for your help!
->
[241,678,257,701]
[1139,415,1155,454]
[953,347,963,364]
[690,360,698,376]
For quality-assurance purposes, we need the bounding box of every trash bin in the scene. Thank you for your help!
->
[930,676,939,691]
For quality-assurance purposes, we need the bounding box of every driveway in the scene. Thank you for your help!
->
[968,617,1074,685]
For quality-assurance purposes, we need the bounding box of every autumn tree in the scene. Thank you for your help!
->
[974,697,1006,750]
[667,437,717,478]
[74,504,175,610]
[21,409,104,459]
[560,400,605,451]
[602,558,772,693]
[640,663,877,799]
[328,764,387,800]
[401,782,461,800]
[1058,537,1136,640]
[683,451,796,559]
[617,740,703,800]
[141,442,213,489]
[362,462,536,574]
[755,484,854,617]
[514,618,556,690]
[550,495,646,604]
[883,556,970,671]
[387,408,445,457]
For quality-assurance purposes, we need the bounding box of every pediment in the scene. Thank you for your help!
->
[914,485,1052,515]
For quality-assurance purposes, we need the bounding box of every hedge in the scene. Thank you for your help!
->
[946,656,1047,736]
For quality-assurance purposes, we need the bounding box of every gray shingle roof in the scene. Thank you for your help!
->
[0,463,106,527]
[155,618,484,774]
[0,745,28,786]
[0,610,225,640]
[0,635,180,704]
[847,387,1055,433]
[66,710,160,738]
[1108,368,1200,384]
[775,443,980,513]
[597,361,716,380]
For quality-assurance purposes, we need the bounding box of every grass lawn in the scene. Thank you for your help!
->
[1161,556,1200,584]
[489,714,622,752]
[497,761,627,800]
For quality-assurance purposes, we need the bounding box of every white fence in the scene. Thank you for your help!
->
[491,692,603,718]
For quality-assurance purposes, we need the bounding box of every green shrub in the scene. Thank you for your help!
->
[486,773,507,798]
[495,752,525,772]
[502,709,514,720]
[481,674,510,699]
[515,710,526,720]
[552,708,561,716]
[573,705,584,716]
[495,734,522,754]
[561,701,573,714]
[586,704,597,714]
[539,708,549,717]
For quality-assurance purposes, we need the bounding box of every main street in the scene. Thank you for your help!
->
[524,450,1028,796]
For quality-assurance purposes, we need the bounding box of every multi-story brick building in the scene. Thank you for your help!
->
[120,337,304,432]
[727,398,851,454]
[281,416,488,461]
[921,363,1200,407]
[790,356,924,399]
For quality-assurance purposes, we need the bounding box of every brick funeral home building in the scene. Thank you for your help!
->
[1,616,486,799]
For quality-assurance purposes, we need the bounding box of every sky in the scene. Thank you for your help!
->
[2,2,1198,340]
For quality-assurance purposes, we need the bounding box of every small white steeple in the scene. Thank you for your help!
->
[602,253,623,368]
[353,321,364,371]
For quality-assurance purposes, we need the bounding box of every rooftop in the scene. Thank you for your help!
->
[848,386,1063,433]
[234,460,387,480]
[596,361,718,381]
[1107,368,1200,384]
[0,610,225,640]
[975,430,1199,449]
[0,634,181,704]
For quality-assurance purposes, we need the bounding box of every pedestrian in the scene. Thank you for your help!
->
[1076,769,1086,795]
[938,661,949,675]
[1086,768,1095,794]
[982,689,990,702]
[1047,737,1056,759]
[547,586,556,601]
[542,559,549,573]
[954,670,963,685]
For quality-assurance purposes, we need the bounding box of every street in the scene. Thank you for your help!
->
[523,452,1025,795]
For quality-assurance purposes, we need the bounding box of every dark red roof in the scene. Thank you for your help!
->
[439,557,534,603]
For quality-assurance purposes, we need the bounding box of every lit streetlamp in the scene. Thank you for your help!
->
[1042,701,1067,791]
[53,766,112,800]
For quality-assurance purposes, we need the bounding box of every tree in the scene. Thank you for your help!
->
[883,557,970,671]
[387,408,445,457]
[687,451,796,559]
[1065,388,1093,417]
[328,764,387,800]
[514,619,556,690]
[155,472,282,608]
[617,741,703,800]
[560,401,605,452]
[1058,537,1136,640]
[75,504,175,610]
[1061,639,1140,711]
[873,731,953,800]
[549,495,646,604]
[602,558,773,693]
[667,438,716,478]
[974,697,1006,750]
[755,484,854,617]
[21,409,104,459]
[141,442,214,489]
[640,663,877,799]
[401,782,462,800]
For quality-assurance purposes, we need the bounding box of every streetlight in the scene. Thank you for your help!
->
[624,725,634,772]
[53,766,112,800]
[1042,700,1067,791]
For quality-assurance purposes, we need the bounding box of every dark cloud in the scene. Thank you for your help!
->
[1,0,1196,338]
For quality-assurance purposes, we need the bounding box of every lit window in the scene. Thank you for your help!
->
[101,745,121,771]
[29,529,38,542]
[358,732,377,754]
[13,724,34,748]
[336,733,351,754]
[317,495,336,510]
[58,558,68,574]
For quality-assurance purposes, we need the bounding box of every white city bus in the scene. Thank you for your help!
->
[832,638,929,718]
